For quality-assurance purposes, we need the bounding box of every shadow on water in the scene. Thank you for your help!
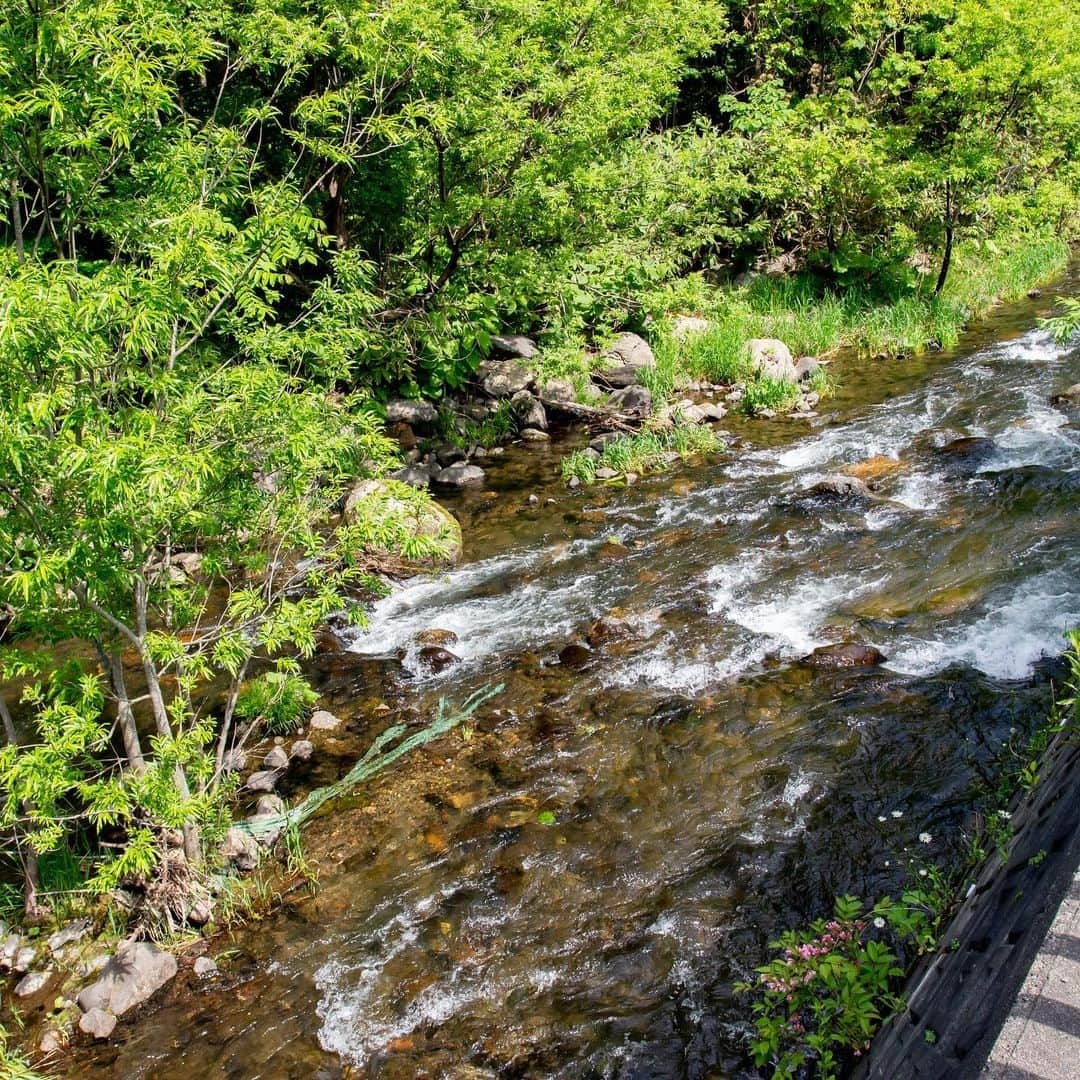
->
[70,271,1080,1079]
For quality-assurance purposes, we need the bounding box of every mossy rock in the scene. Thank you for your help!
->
[343,479,463,567]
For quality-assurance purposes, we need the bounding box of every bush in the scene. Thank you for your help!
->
[235,672,319,736]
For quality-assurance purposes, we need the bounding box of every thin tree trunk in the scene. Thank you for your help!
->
[9,179,25,264]
[105,648,147,773]
[0,693,46,919]
[935,180,954,296]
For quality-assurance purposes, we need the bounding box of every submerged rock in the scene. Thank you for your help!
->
[77,941,178,1018]
[309,709,341,731]
[586,616,633,648]
[806,475,874,501]
[79,1007,118,1040]
[14,969,52,997]
[290,739,314,762]
[559,643,593,668]
[1051,382,1080,406]
[193,956,219,978]
[802,643,887,668]
[418,646,461,672]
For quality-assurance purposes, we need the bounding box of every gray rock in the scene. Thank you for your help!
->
[262,746,289,770]
[433,463,486,487]
[290,739,314,762]
[677,403,707,424]
[309,709,341,731]
[589,432,621,454]
[594,333,655,388]
[222,748,247,773]
[256,793,285,816]
[13,945,36,973]
[794,356,820,381]
[594,467,618,480]
[608,385,653,416]
[77,941,178,1018]
[670,315,712,340]
[490,334,538,360]
[0,932,22,970]
[388,465,431,489]
[186,898,213,927]
[747,338,798,383]
[386,399,437,427]
[435,443,468,467]
[38,1027,65,1054]
[48,917,93,955]
[15,969,52,997]
[697,401,727,421]
[520,428,550,442]
[219,826,260,872]
[806,475,873,500]
[539,379,575,403]
[193,956,219,978]
[247,812,284,847]
[243,769,279,794]
[170,551,203,577]
[79,1007,118,1040]
[481,361,532,398]
[511,390,548,431]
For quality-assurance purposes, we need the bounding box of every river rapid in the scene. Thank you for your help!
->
[74,275,1080,1079]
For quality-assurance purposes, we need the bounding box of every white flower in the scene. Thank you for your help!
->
[877,815,887,822]
[918,868,928,877]
[884,860,890,867]
[891,810,903,818]
[873,917,886,929]
[919,832,932,844]
[997,810,1012,820]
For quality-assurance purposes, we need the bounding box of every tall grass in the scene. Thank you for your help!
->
[562,424,722,484]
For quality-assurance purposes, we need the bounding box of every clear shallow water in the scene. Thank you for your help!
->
[73,279,1080,1079]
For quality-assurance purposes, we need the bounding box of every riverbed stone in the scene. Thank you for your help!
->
[255,794,285,816]
[433,463,487,487]
[1051,382,1080,406]
[794,356,820,380]
[77,941,178,1018]
[608,385,653,416]
[193,956,219,978]
[539,378,575,403]
[48,917,93,955]
[14,969,52,997]
[520,428,550,442]
[802,642,887,668]
[343,478,463,564]
[243,769,279,794]
[416,628,459,647]
[806,474,874,500]
[262,746,289,770]
[290,739,314,762]
[559,643,593,668]
[747,338,798,382]
[389,465,432,489]
[79,1007,118,1040]
[418,646,461,672]
[13,945,36,973]
[0,932,20,969]
[219,826,260,871]
[511,390,548,431]
[309,709,341,731]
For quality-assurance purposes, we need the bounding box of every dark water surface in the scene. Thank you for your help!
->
[73,275,1080,1079]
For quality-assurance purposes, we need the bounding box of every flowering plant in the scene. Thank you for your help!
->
[737,895,908,1079]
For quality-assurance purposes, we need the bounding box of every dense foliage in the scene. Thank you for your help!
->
[0,0,1077,932]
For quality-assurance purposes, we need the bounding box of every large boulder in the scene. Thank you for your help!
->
[747,338,798,383]
[511,390,548,431]
[343,479,462,564]
[802,643,886,668]
[76,941,178,1018]
[539,379,575,404]
[594,333,655,388]
[385,399,437,427]
[490,334,538,360]
[481,361,532,398]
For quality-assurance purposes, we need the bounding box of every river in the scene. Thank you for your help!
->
[73,273,1080,1079]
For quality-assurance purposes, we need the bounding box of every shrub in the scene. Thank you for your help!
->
[235,672,319,736]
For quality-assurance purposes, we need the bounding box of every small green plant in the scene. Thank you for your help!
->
[741,376,802,415]
[562,424,722,485]
[235,672,319,736]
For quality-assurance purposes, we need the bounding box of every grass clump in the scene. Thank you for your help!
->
[741,376,803,415]
[562,423,722,485]
[235,671,319,736]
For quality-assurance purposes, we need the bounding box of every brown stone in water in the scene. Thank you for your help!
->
[417,646,461,672]
[802,642,886,668]
[416,628,459,647]
[842,455,904,482]
[559,643,593,668]
[586,616,632,648]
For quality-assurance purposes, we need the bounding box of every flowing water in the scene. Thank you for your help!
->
[74,277,1080,1079]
